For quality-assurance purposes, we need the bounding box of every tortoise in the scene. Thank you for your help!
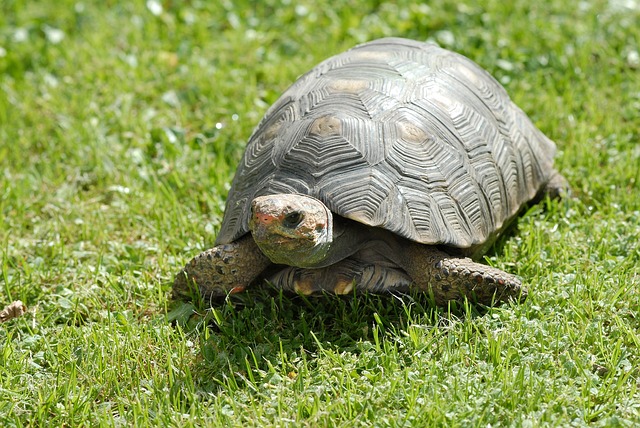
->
[174,37,568,306]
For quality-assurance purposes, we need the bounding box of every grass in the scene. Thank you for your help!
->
[1,0,639,426]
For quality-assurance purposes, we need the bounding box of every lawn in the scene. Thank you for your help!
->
[1,0,639,426]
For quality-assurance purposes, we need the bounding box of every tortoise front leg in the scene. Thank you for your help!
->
[173,234,271,302]
[400,244,526,306]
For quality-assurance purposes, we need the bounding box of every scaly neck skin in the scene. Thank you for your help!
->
[330,219,434,273]
[318,216,421,269]
[311,216,375,268]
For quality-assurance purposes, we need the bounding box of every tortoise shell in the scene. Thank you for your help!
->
[215,37,556,250]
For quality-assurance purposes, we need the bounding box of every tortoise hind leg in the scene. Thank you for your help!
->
[398,243,526,306]
[267,258,412,295]
[542,169,570,200]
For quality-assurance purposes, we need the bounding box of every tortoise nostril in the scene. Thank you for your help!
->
[253,213,274,225]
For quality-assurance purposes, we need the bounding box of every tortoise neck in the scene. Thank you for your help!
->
[312,215,374,268]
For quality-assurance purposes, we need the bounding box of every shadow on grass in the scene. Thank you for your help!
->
[167,285,492,395]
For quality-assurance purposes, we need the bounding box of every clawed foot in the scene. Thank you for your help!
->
[172,235,271,301]
[429,257,526,305]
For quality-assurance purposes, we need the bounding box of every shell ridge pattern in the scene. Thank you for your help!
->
[358,81,405,120]
[437,50,534,223]
[321,167,395,225]
[510,108,556,189]
[387,96,486,244]
[433,55,520,222]
[442,51,556,215]
[431,63,515,232]
[448,102,505,230]
[376,106,457,241]
[303,90,372,121]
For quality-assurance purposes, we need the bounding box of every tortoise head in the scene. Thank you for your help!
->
[249,194,333,268]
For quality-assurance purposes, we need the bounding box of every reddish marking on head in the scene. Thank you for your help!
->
[253,212,278,226]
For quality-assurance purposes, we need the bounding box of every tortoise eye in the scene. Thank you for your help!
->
[283,211,304,228]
